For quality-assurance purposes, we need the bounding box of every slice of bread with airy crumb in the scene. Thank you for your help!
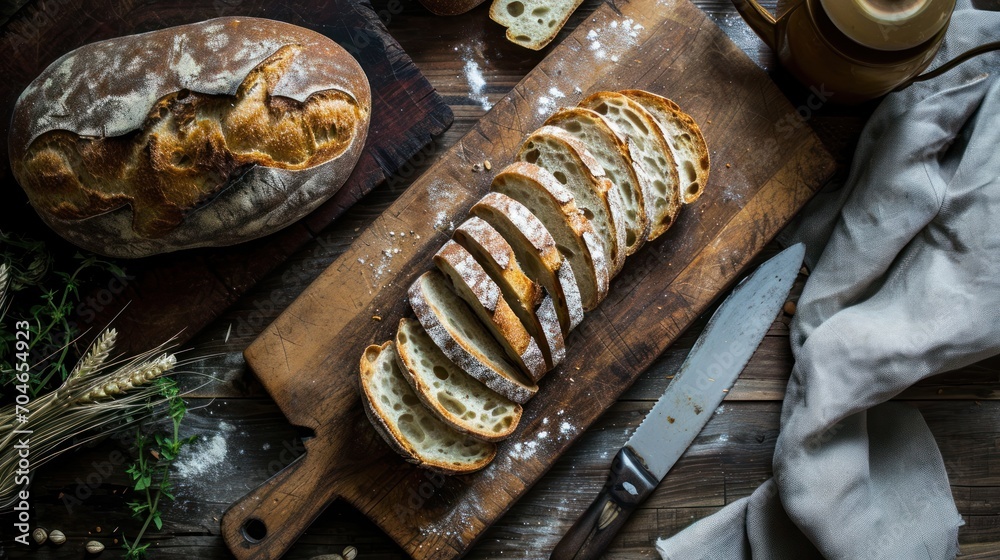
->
[395,318,522,442]
[489,0,584,50]
[408,271,538,404]
[491,162,609,311]
[471,192,584,336]
[454,217,566,369]
[518,126,628,276]
[359,341,496,475]
[620,90,710,205]
[579,91,681,241]
[434,240,548,381]
[545,107,652,255]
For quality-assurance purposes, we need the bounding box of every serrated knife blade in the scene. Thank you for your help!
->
[550,243,805,560]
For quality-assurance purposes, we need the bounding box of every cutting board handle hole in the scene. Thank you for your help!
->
[241,518,268,543]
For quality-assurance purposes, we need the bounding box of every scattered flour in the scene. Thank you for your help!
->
[722,182,747,205]
[510,440,539,460]
[560,421,573,434]
[427,180,456,233]
[175,421,234,478]
[537,86,566,116]
[584,18,644,62]
[460,42,492,111]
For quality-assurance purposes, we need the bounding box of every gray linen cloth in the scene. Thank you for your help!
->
[656,4,1000,559]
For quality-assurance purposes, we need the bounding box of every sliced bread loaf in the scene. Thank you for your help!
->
[395,318,522,442]
[488,0,584,50]
[491,162,609,311]
[518,126,628,275]
[359,341,496,475]
[434,240,548,382]
[454,217,566,369]
[579,91,681,241]
[621,90,710,205]
[408,271,538,404]
[470,192,584,336]
[545,107,652,255]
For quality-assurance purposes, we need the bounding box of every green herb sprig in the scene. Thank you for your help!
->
[123,377,197,560]
[0,232,127,399]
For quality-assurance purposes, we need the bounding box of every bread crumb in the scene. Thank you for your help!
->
[472,163,483,172]
[372,315,382,321]
[726,163,731,168]
[484,160,492,171]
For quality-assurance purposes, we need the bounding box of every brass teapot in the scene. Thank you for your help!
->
[732,0,1000,103]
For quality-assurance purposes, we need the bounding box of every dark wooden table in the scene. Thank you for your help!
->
[5,1,1000,559]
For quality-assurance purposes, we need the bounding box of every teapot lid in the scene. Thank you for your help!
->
[820,0,954,51]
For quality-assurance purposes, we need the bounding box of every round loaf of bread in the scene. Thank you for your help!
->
[8,17,371,258]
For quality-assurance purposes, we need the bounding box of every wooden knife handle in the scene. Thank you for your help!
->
[221,443,340,560]
[549,447,659,560]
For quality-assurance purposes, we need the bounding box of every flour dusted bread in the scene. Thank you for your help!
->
[470,192,584,336]
[361,90,710,474]
[491,162,610,311]
[453,217,566,369]
[359,342,496,474]
[395,318,522,441]
[579,91,680,240]
[408,271,538,404]
[9,17,371,258]
[621,90,710,205]
[434,240,548,382]
[545,107,651,254]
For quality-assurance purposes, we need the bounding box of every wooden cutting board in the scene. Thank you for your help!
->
[0,0,451,357]
[222,0,836,558]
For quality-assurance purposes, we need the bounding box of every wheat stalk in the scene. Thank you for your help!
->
[0,330,181,508]
[0,263,9,306]
[69,328,117,382]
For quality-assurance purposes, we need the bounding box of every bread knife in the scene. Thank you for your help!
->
[549,243,806,560]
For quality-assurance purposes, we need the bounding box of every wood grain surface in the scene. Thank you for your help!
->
[0,0,452,357]
[222,0,837,557]
[3,1,999,559]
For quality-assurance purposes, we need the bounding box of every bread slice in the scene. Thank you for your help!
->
[359,341,496,475]
[518,126,628,276]
[408,271,538,404]
[621,90,710,205]
[434,240,548,382]
[491,162,609,311]
[489,0,584,50]
[471,192,584,336]
[579,91,681,241]
[395,318,522,442]
[545,107,652,255]
[454,217,566,369]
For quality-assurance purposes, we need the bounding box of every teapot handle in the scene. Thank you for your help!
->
[896,41,1000,91]
[731,0,778,50]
